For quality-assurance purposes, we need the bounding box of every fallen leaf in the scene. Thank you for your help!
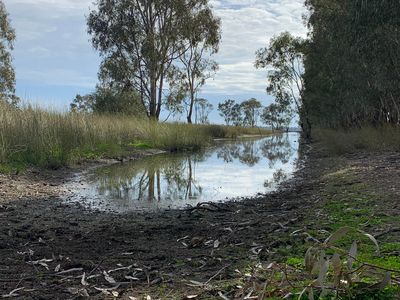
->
[2,287,25,298]
[54,264,61,272]
[214,240,220,248]
[347,241,357,270]
[56,268,83,275]
[324,227,351,246]
[103,271,116,284]
[217,291,229,300]
[81,272,89,286]
[94,287,111,295]
[125,276,140,281]
[357,229,380,255]
[112,291,119,297]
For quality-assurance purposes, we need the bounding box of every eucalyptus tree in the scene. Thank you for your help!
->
[218,99,244,126]
[88,0,219,121]
[255,32,309,136]
[70,87,144,116]
[241,98,262,127]
[0,1,18,105]
[303,0,400,128]
[175,6,220,123]
[261,103,292,131]
[194,98,213,124]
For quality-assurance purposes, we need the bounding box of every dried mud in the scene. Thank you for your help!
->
[0,146,399,299]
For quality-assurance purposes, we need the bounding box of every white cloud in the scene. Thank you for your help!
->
[3,0,307,102]
[203,0,307,96]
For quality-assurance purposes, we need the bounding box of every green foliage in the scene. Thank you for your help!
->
[194,98,213,124]
[0,1,18,105]
[300,227,396,299]
[218,99,242,126]
[88,0,220,120]
[261,103,292,131]
[255,32,307,134]
[71,86,145,116]
[169,6,220,124]
[241,98,262,127]
[303,0,400,128]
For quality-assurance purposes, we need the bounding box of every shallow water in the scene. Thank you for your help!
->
[66,133,300,212]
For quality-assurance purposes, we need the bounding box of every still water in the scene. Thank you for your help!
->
[67,133,300,212]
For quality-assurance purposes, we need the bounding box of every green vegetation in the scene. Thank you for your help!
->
[255,32,306,133]
[70,86,145,116]
[217,98,265,128]
[87,0,220,121]
[303,0,400,128]
[208,162,400,299]
[313,127,400,155]
[0,1,18,105]
[0,102,271,171]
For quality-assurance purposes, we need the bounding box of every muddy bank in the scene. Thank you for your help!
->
[0,149,165,203]
[0,146,399,299]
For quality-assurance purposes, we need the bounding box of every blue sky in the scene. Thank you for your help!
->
[4,0,307,123]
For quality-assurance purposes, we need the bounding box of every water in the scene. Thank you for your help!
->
[66,133,300,212]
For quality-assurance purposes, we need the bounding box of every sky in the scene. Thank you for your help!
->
[4,0,307,123]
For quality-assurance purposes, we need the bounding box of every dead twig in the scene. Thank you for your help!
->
[205,265,230,285]
[186,202,229,213]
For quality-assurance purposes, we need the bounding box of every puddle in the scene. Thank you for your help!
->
[65,133,300,212]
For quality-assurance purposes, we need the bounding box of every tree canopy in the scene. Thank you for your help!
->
[87,0,220,121]
[255,32,307,134]
[0,1,18,105]
[302,0,400,128]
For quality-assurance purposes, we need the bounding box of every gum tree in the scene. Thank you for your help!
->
[175,6,220,123]
[0,1,18,105]
[241,98,262,127]
[88,0,219,121]
[255,32,309,137]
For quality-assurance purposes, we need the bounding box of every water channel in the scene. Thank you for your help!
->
[66,133,300,212]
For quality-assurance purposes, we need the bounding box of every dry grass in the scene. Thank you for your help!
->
[0,102,271,170]
[313,126,400,155]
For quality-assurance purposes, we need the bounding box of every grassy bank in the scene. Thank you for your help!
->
[0,103,271,171]
[202,148,400,299]
[313,126,400,155]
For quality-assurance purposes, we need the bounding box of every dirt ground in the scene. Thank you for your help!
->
[0,145,399,299]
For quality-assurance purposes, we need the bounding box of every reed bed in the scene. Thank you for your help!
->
[0,102,271,169]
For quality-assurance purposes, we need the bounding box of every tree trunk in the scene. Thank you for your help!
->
[149,76,157,120]
[187,90,195,124]
[156,72,164,120]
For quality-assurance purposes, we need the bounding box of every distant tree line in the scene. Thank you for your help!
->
[217,98,292,130]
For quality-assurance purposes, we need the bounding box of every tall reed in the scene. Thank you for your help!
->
[0,102,271,169]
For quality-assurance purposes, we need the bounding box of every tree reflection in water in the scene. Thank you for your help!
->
[82,133,298,209]
[88,151,209,206]
[216,140,261,166]
[217,134,293,168]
